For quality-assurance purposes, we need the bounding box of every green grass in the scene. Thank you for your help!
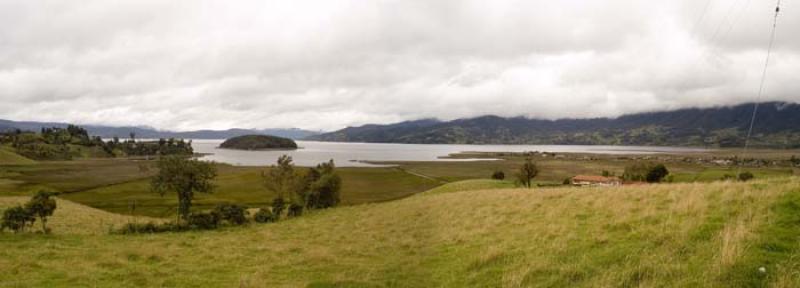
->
[55,166,439,217]
[422,179,516,195]
[0,146,36,165]
[2,177,800,287]
[394,158,794,184]
[0,159,439,216]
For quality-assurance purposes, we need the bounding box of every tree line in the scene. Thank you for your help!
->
[0,125,192,160]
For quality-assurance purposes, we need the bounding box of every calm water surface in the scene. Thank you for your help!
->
[193,140,708,167]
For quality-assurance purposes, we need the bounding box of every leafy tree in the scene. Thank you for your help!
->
[738,171,755,182]
[305,160,341,209]
[1,206,35,233]
[491,170,505,180]
[151,156,217,222]
[516,158,539,188]
[25,191,57,233]
[645,164,669,183]
[263,155,304,204]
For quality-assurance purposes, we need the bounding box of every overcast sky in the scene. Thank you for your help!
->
[1,0,799,131]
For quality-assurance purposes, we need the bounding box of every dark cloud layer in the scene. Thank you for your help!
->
[1,0,798,131]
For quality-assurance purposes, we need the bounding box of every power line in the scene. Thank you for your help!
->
[738,0,781,174]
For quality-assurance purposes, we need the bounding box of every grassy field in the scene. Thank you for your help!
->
[1,146,796,219]
[0,155,440,217]
[56,166,440,217]
[1,177,800,287]
[391,157,795,184]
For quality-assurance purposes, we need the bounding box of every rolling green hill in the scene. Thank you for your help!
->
[2,177,800,287]
[310,102,800,148]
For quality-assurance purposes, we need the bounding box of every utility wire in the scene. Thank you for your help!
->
[738,0,781,174]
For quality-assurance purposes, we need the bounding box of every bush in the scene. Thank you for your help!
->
[271,198,286,220]
[738,171,755,182]
[1,205,35,233]
[213,204,248,225]
[287,203,304,218]
[119,222,185,234]
[253,208,276,223]
[491,170,505,180]
[188,212,220,230]
[646,164,670,183]
[623,163,670,183]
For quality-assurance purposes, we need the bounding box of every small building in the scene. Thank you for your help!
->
[571,175,622,186]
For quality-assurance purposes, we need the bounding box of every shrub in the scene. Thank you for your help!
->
[563,178,572,185]
[253,208,276,223]
[188,212,220,230]
[491,170,505,180]
[738,171,755,182]
[623,163,670,183]
[213,204,248,225]
[646,164,670,183]
[287,203,304,218]
[119,222,186,234]
[1,205,35,233]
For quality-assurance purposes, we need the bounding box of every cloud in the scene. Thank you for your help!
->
[0,0,798,131]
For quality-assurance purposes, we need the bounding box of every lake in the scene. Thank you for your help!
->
[192,140,708,167]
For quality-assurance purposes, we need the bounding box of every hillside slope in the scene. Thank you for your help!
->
[310,102,800,148]
[0,147,36,165]
[0,197,162,235]
[2,178,800,287]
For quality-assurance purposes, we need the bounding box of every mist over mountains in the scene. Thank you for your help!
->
[4,102,800,148]
[308,102,800,148]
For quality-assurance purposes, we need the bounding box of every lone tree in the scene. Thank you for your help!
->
[151,156,217,222]
[263,155,305,217]
[1,206,35,233]
[516,158,539,188]
[25,191,57,233]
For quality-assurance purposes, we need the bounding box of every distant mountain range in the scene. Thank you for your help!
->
[307,102,800,148]
[0,120,320,140]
